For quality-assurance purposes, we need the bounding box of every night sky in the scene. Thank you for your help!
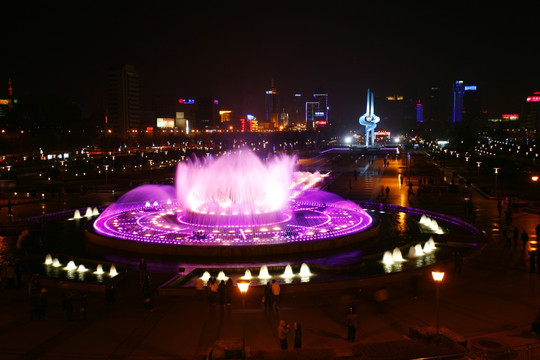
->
[3,1,539,130]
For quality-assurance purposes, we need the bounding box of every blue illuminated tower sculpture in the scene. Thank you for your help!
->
[359,89,380,147]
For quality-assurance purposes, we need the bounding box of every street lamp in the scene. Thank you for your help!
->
[494,168,500,195]
[237,280,250,359]
[432,271,445,337]
[532,176,539,201]
[476,162,482,178]
[104,164,110,185]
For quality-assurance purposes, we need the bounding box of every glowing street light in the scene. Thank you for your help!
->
[476,162,482,177]
[432,271,445,337]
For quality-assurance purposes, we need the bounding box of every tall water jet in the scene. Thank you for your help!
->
[73,209,81,219]
[408,246,417,258]
[45,254,52,265]
[259,265,271,279]
[383,251,394,264]
[85,207,93,217]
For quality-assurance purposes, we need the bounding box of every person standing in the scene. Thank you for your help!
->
[293,322,302,349]
[218,280,226,308]
[264,281,273,311]
[225,278,234,309]
[346,307,358,342]
[271,279,281,309]
[278,320,290,350]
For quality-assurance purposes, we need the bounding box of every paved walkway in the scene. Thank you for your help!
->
[1,151,540,359]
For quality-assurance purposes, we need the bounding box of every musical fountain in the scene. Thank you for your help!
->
[88,150,376,257]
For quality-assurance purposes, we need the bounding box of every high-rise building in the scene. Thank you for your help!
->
[416,101,423,123]
[176,97,220,131]
[313,93,329,127]
[265,81,280,128]
[292,93,304,128]
[452,80,465,123]
[525,91,540,136]
[107,64,141,136]
[428,86,444,123]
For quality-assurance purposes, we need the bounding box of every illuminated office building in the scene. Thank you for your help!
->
[107,64,141,136]
[265,81,280,128]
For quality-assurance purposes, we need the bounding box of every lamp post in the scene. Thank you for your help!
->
[237,280,250,360]
[532,176,539,202]
[494,168,500,195]
[104,164,109,185]
[432,271,445,337]
[6,165,11,180]
[476,162,482,178]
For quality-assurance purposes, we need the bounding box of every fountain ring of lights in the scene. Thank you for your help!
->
[89,199,375,256]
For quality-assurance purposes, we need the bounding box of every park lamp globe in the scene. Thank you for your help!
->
[432,271,445,282]
[238,280,250,294]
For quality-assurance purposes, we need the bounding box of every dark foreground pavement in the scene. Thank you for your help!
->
[1,151,540,359]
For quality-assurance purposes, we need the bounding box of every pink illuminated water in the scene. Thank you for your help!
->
[93,150,373,246]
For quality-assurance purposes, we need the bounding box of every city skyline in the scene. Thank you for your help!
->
[3,2,539,129]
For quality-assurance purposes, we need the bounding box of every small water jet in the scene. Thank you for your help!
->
[52,258,61,267]
[201,271,211,281]
[299,263,312,277]
[392,247,404,262]
[73,210,81,219]
[414,244,424,256]
[282,264,294,278]
[241,269,252,280]
[217,271,228,281]
[408,246,417,258]
[64,260,77,271]
[383,251,394,265]
[109,264,118,277]
[93,207,100,216]
[258,265,271,279]
[94,264,104,275]
[85,207,93,217]
[45,253,52,265]
[77,264,88,272]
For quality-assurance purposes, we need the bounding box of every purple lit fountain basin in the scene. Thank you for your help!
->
[86,199,378,258]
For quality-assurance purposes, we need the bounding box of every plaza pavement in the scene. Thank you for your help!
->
[1,151,540,359]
